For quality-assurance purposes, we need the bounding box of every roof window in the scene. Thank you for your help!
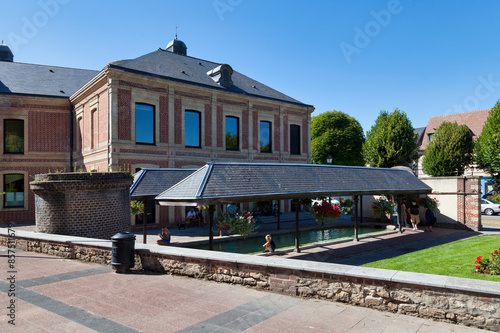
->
[207,64,233,89]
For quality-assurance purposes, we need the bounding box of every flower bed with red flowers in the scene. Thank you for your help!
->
[475,248,500,275]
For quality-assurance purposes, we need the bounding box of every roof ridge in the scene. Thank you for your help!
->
[156,48,222,66]
[1,60,98,72]
[430,108,491,120]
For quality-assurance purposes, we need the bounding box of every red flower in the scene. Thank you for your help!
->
[476,265,480,270]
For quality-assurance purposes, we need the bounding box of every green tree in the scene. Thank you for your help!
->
[475,101,500,184]
[311,111,364,165]
[363,109,418,168]
[422,121,474,176]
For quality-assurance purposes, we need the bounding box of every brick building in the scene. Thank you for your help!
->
[416,108,491,179]
[0,39,313,225]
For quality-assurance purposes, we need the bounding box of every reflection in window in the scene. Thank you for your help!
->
[4,119,24,154]
[260,121,271,153]
[185,111,201,148]
[135,104,155,144]
[4,174,24,208]
[428,133,433,142]
[225,116,239,150]
[290,124,301,155]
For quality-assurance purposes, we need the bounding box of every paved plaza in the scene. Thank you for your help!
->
[2,215,499,332]
[0,245,491,333]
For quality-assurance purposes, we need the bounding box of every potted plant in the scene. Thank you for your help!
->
[372,197,396,221]
[130,200,144,215]
[418,197,439,212]
[311,199,341,225]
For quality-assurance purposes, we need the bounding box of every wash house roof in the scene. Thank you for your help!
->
[155,162,432,206]
[130,168,197,200]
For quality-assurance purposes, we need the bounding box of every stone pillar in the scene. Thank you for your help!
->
[30,172,133,239]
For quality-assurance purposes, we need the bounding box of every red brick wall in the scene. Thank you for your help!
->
[274,114,280,152]
[117,89,131,141]
[159,95,169,144]
[242,109,249,150]
[283,115,289,153]
[217,105,223,148]
[99,87,109,145]
[28,111,70,152]
[204,103,212,147]
[252,111,258,150]
[457,177,482,231]
[302,117,308,154]
[174,98,182,144]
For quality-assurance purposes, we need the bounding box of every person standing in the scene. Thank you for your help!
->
[425,208,436,232]
[408,200,420,231]
[401,200,410,227]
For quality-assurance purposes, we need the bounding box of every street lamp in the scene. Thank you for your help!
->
[326,155,332,164]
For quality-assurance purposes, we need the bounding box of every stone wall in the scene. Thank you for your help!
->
[30,172,133,239]
[420,176,482,231]
[1,230,498,331]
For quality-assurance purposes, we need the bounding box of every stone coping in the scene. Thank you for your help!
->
[2,228,499,296]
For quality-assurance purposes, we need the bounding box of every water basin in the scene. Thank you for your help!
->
[183,226,388,254]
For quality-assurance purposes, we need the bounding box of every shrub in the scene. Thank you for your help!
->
[422,121,474,176]
[475,249,500,275]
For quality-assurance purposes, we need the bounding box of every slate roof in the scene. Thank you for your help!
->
[0,61,99,97]
[420,109,491,151]
[156,162,432,205]
[108,48,309,106]
[130,168,197,199]
[414,126,426,146]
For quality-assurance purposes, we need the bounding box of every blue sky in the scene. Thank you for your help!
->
[2,0,500,133]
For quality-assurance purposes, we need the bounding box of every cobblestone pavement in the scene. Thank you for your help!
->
[0,247,489,333]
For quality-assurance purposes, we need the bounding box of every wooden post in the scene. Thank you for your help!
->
[294,199,300,253]
[397,195,403,233]
[208,205,215,251]
[353,195,359,242]
[359,195,363,224]
[142,200,148,244]
[277,200,281,230]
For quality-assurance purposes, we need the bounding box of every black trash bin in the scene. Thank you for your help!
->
[111,232,136,273]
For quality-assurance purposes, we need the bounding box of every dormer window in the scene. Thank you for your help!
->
[207,64,233,89]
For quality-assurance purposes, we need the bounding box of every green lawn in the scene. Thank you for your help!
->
[363,235,500,282]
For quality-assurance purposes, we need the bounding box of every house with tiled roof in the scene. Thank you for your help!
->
[1,39,313,226]
[416,109,491,180]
